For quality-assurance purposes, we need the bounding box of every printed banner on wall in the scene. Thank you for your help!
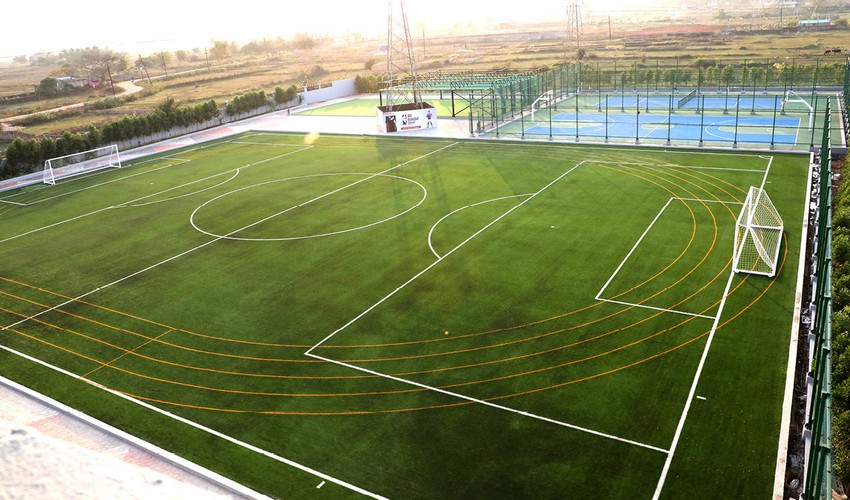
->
[376,104,437,133]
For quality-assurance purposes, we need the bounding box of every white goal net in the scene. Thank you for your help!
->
[43,144,121,185]
[732,186,783,277]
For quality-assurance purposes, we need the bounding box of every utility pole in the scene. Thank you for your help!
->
[106,62,116,97]
[137,55,152,85]
[608,16,612,41]
[160,51,169,78]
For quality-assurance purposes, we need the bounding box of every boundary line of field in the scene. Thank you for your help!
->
[651,154,774,498]
[595,196,744,320]
[772,156,815,498]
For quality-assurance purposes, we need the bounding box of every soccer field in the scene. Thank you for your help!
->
[0,132,810,498]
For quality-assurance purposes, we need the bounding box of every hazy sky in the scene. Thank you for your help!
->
[2,0,658,57]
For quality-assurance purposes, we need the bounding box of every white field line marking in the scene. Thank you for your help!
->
[596,298,715,320]
[120,170,241,208]
[458,138,780,159]
[3,144,450,332]
[757,155,774,193]
[0,157,187,205]
[426,194,533,259]
[189,173,427,241]
[696,396,706,400]
[230,141,308,147]
[308,352,668,455]
[652,269,737,499]
[304,160,670,453]
[317,481,326,489]
[189,143,456,241]
[675,197,743,205]
[595,196,748,320]
[0,147,313,245]
[0,344,385,500]
[22,158,192,206]
[0,199,26,206]
[0,206,117,245]
[307,160,586,355]
[0,130,298,205]
[584,159,766,174]
[596,197,675,301]
[773,159,814,499]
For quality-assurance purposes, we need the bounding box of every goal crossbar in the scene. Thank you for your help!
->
[43,144,121,185]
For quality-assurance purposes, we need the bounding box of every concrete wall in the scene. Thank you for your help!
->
[301,78,357,105]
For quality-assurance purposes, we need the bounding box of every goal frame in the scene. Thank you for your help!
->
[732,186,784,277]
[43,144,121,185]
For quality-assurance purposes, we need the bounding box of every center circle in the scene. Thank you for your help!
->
[190,172,427,241]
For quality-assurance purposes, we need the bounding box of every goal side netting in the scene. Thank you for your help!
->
[732,186,783,277]
[43,144,121,185]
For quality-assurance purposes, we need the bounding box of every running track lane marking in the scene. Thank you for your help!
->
[306,160,669,453]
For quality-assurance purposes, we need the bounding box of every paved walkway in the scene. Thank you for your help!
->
[0,376,258,499]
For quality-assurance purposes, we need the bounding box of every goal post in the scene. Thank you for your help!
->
[43,144,121,185]
[732,186,783,277]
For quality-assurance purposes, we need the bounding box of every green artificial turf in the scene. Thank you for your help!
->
[0,133,810,498]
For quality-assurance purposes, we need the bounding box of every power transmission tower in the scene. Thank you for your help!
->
[565,0,584,63]
[385,0,421,112]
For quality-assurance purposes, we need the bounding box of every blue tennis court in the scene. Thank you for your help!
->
[524,112,801,144]
[592,95,785,111]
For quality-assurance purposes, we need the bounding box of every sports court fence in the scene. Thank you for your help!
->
[803,100,834,499]
[393,61,847,151]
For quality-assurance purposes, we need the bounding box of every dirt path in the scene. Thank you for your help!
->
[0,80,145,125]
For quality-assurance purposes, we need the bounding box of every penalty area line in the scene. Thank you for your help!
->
[306,352,668,455]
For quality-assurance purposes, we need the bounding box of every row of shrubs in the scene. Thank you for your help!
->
[832,165,850,485]
[1,84,303,179]
[2,98,219,177]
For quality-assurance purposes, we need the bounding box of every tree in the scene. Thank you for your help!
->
[209,40,231,61]
[36,77,58,96]
[62,47,127,82]
[292,33,317,50]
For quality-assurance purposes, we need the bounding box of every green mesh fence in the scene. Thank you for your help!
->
[804,99,834,500]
